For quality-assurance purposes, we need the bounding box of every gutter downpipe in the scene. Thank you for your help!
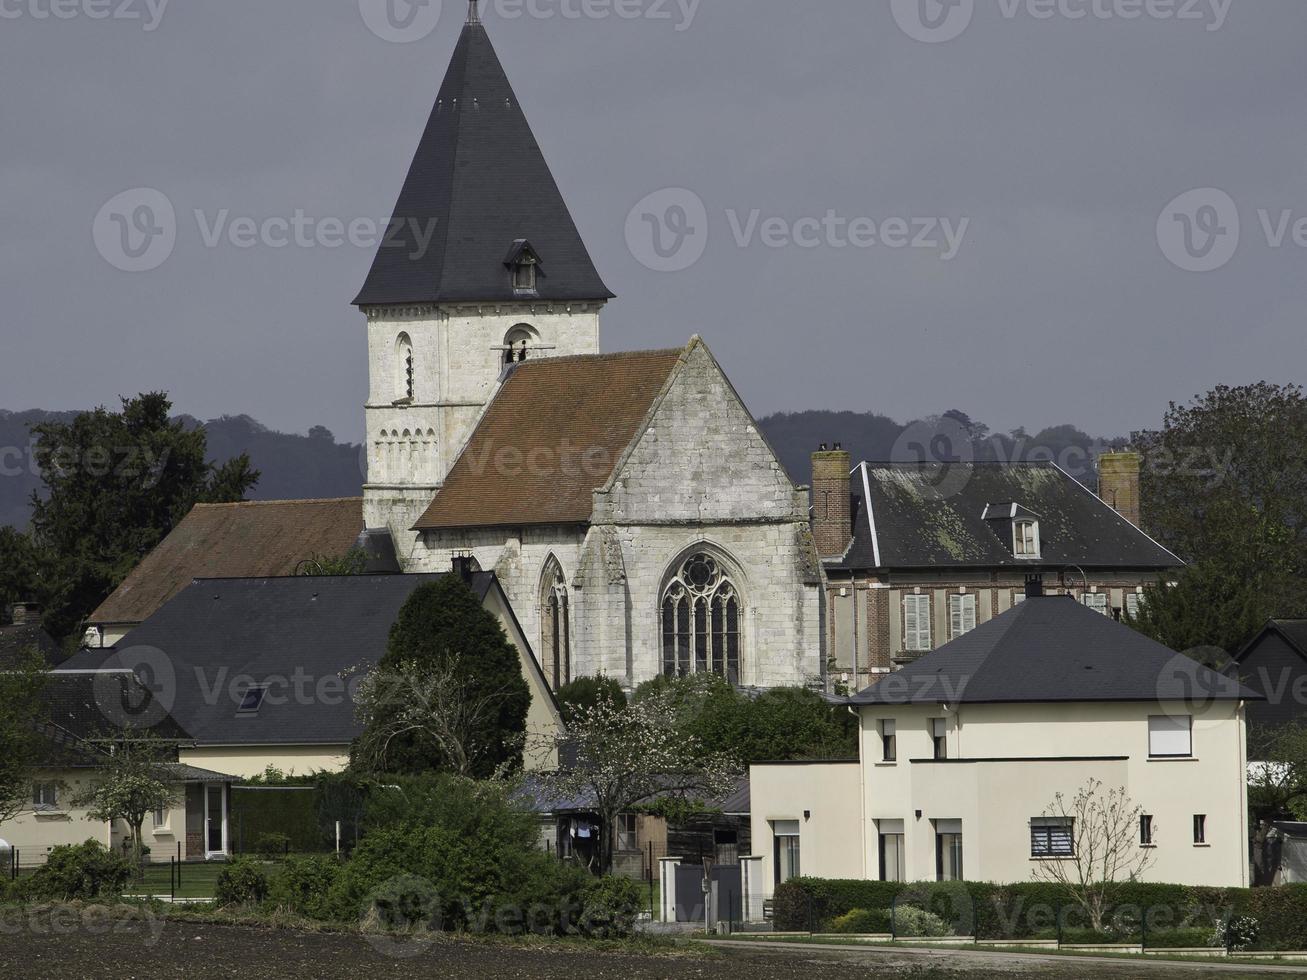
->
[849,704,868,880]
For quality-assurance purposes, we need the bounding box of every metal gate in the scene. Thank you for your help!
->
[673,863,742,924]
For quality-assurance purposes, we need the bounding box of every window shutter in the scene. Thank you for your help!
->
[1148,715,1193,757]
[905,595,931,651]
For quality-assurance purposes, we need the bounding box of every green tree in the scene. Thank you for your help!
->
[18,393,258,641]
[1127,562,1273,662]
[556,675,627,726]
[72,732,182,876]
[298,548,369,576]
[1133,382,1307,651]
[356,577,530,778]
[0,645,49,824]
[1248,723,1307,885]
[0,528,40,625]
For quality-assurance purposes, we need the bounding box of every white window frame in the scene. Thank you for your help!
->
[1013,520,1041,559]
[1140,814,1154,846]
[880,719,897,762]
[32,782,59,811]
[1081,592,1109,616]
[931,718,948,760]
[1194,814,1207,845]
[949,593,977,640]
[1030,817,1075,858]
[153,806,169,831]
[1148,715,1193,758]
[903,594,932,653]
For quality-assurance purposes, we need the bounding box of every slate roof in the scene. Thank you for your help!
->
[89,499,369,627]
[835,461,1180,571]
[62,573,496,748]
[850,595,1258,706]
[353,20,612,306]
[415,348,684,530]
[1235,620,1307,663]
[31,671,192,768]
[0,622,62,668]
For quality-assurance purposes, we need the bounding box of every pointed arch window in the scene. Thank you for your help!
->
[395,333,415,402]
[661,553,741,684]
[540,557,570,692]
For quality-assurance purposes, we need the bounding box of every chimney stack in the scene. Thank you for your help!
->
[1098,451,1143,528]
[811,445,853,558]
[10,602,39,626]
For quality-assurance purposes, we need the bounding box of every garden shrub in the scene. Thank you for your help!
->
[827,907,890,934]
[1211,915,1261,952]
[1146,927,1215,948]
[891,904,951,937]
[215,857,270,907]
[13,840,131,901]
[268,855,343,919]
[579,875,644,939]
[255,832,291,860]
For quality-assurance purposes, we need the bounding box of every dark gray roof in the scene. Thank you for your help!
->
[353,21,612,307]
[32,672,192,768]
[0,622,62,668]
[1235,620,1307,663]
[850,596,1258,706]
[57,573,496,748]
[835,461,1180,571]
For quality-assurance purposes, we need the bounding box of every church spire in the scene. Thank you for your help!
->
[353,12,612,307]
[467,0,480,25]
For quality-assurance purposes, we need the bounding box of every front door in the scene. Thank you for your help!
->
[205,784,227,858]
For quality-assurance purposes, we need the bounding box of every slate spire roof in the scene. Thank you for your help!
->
[850,596,1259,706]
[353,17,613,306]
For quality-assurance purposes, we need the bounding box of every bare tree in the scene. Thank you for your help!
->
[1030,779,1157,932]
[530,686,740,874]
[350,656,511,776]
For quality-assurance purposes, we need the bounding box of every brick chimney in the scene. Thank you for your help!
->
[812,445,853,558]
[10,602,39,626]
[1098,451,1143,528]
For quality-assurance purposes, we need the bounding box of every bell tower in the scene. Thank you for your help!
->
[356,2,613,551]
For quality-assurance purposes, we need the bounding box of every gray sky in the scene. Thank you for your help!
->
[2,0,1302,443]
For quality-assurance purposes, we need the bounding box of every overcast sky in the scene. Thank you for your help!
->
[1,0,1302,443]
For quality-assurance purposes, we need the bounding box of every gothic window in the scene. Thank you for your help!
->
[504,324,538,366]
[395,333,414,401]
[661,553,741,684]
[540,557,570,692]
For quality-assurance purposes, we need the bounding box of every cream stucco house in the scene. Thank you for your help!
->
[751,590,1257,898]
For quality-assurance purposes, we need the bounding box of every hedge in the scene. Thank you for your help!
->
[230,787,331,854]
[774,878,1307,950]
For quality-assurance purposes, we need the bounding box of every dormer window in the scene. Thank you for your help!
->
[504,239,542,295]
[1014,519,1041,559]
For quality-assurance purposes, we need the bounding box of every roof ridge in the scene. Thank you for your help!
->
[508,347,685,369]
[192,497,363,509]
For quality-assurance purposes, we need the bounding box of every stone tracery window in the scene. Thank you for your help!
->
[661,553,741,684]
[396,333,414,401]
[540,557,570,692]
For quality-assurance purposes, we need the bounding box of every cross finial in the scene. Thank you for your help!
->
[468,0,480,24]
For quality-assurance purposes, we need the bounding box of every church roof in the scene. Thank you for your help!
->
[414,348,684,531]
[89,498,367,627]
[353,18,613,306]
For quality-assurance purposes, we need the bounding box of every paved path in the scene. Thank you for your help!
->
[707,939,1307,976]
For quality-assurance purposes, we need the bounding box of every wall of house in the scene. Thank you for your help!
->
[0,769,188,866]
[826,574,1160,689]
[855,701,1248,888]
[749,762,863,899]
[1235,633,1307,736]
[179,746,349,780]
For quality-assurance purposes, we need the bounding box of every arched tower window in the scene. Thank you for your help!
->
[504,324,539,367]
[395,333,414,402]
[540,557,570,692]
[661,552,741,685]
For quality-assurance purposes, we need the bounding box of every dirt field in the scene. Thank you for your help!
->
[0,915,1296,980]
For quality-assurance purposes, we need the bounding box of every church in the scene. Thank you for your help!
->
[356,4,822,693]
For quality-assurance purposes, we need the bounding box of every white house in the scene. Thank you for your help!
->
[750,591,1256,898]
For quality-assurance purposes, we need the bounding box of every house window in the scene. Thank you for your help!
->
[32,782,58,810]
[931,718,948,760]
[395,333,414,401]
[936,821,963,881]
[880,719,897,763]
[1140,814,1154,846]
[949,593,977,640]
[540,557,570,692]
[773,820,801,885]
[1194,815,1207,845]
[903,594,932,653]
[237,686,267,715]
[661,553,741,683]
[1125,592,1143,620]
[1012,592,1026,606]
[1148,715,1193,758]
[1013,520,1040,558]
[878,821,906,882]
[153,806,168,830]
[1031,818,1074,858]
[1081,592,1109,615]
[617,814,637,852]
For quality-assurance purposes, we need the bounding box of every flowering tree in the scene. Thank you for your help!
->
[73,734,181,875]
[531,686,740,873]
[1030,779,1157,932]
[350,656,515,777]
